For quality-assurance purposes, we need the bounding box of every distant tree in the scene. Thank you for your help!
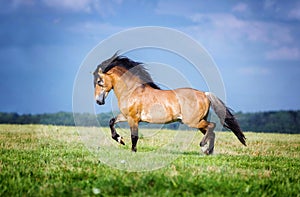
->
[0,111,299,133]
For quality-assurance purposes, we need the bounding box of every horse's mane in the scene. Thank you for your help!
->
[96,53,161,89]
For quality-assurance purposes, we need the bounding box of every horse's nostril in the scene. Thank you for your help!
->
[96,100,104,105]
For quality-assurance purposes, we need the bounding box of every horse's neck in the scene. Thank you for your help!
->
[113,76,142,100]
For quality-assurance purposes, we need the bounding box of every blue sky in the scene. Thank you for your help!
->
[0,0,300,114]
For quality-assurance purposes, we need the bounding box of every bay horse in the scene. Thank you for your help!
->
[93,53,246,155]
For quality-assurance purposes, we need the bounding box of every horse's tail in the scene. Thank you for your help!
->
[205,92,246,146]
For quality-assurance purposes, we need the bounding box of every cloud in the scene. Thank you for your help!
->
[190,13,244,28]
[12,0,35,7]
[155,1,297,49]
[264,0,276,10]
[154,0,300,70]
[0,0,35,13]
[1,0,123,15]
[188,13,294,46]
[68,22,126,40]
[155,0,197,16]
[40,0,123,15]
[266,47,300,60]
[232,3,248,12]
[42,0,93,12]
[288,4,300,20]
[238,66,271,76]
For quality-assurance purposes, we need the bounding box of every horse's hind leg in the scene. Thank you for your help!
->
[197,120,216,155]
[109,114,126,145]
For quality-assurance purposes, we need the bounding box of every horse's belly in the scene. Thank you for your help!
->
[137,88,181,123]
[140,104,176,123]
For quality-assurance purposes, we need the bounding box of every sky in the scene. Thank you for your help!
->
[0,0,300,114]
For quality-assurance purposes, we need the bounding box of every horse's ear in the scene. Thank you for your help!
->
[98,68,103,74]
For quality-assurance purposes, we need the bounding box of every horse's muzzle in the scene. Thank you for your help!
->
[95,93,105,105]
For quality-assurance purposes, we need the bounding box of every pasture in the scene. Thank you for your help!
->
[0,124,299,196]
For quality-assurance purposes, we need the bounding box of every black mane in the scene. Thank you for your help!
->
[95,53,160,89]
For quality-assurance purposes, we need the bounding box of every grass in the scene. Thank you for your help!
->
[0,124,299,196]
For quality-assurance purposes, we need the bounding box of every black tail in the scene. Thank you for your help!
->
[205,92,246,146]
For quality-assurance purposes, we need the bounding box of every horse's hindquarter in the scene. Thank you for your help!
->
[174,88,210,126]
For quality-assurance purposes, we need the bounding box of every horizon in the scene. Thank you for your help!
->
[1,0,300,114]
[2,108,300,116]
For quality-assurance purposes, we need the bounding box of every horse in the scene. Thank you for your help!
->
[93,53,246,155]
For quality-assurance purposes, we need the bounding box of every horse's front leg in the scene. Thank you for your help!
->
[128,118,139,152]
[109,114,126,145]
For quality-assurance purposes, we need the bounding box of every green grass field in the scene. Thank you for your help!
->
[0,124,299,196]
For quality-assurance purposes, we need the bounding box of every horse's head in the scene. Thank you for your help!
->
[93,52,160,105]
[93,68,113,105]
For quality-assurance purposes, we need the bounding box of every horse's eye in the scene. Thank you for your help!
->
[97,80,104,86]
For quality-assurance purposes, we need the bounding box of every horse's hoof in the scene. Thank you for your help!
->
[120,140,125,145]
[201,143,208,151]
[131,147,137,152]
[118,136,125,145]
[112,135,125,145]
[201,146,214,155]
[200,141,206,147]
[208,146,214,154]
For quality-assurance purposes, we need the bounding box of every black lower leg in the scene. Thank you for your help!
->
[199,128,207,147]
[131,135,138,152]
[109,118,125,145]
[130,127,138,152]
[200,135,207,147]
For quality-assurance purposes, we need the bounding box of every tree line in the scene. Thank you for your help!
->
[0,110,299,134]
